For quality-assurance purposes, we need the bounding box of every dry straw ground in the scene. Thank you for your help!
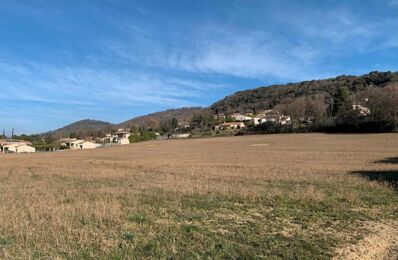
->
[0,133,397,259]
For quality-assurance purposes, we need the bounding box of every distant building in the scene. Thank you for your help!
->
[252,110,291,125]
[113,129,131,139]
[231,113,252,122]
[352,104,370,116]
[280,116,292,125]
[118,138,130,145]
[0,140,35,153]
[171,133,191,139]
[178,121,191,129]
[69,140,100,150]
[252,117,262,125]
[60,138,78,149]
[253,110,284,125]
[69,140,84,150]
[80,141,100,149]
[214,113,226,120]
[13,144,36,153]
[111,129,131,145]
[215,122,246,130]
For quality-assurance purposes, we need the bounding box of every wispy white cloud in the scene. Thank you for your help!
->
[102,5,393,81]
[135,28,328,81]
[0,58,220,108]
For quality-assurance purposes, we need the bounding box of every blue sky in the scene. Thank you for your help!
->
[0,0,397,134]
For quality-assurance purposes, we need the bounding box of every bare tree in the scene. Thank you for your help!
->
[360,84,398,131]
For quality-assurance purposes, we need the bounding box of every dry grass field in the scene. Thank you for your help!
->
[0,134,397,259]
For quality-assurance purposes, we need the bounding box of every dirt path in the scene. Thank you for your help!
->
[333,221,398,260]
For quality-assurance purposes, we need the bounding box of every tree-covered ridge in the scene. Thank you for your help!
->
[43,119,113,139]
[30,71,398,141]
[117,107,205,129]
[210,71,398,114]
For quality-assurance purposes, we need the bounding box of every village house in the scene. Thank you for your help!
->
[214,112,226,121]
[251,110,282,125]
[231,113,252,122]
[69,140,84,150]
[352,104,371,116]
[252,117,270,125]
[0,140,36,154]
[98,134,112,144]
[171,133,191,139]
[178,121,191,129]
[252,117,262,125]
[80,141,100,149]
[60,138,77,149]
[215,122,246,130]
[111,129,131,145]
[69,140,100,150]
[258,110,281,121]
[252,110,291,126]
[280,116,292,125]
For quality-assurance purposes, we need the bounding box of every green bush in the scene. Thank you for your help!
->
[128,131,156,143]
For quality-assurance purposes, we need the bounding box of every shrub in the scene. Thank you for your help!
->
[128,131,156,143]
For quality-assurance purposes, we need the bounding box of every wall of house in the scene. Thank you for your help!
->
[15,145,35,153]
[81,142,97,149]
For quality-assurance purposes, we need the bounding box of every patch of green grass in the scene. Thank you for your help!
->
[100,179,398,259]
[0,235,13,249]
[121,231,134,241]
[10,178,398,259]
[127,212,151,224]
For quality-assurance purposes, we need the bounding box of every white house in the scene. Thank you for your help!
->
[118,138,130,145]
[60,138,77,149]
[231,113,252,122]
[69,140,100,150]
[112,129,131,145]
[280,116,292,125]
[69,140,84,150]
[1,142,35,153]
[80,141,100,149]
[353,104,370,116]
[254,110,283,124]
[215,122,246,130]
[171,133,191,139]
[14,144,36,153]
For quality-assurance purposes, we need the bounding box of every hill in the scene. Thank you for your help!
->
[47,119,113,138]
[210,71,398,114]
[43,71,398,136]
[117,107,205,129]
[42,108,205,138]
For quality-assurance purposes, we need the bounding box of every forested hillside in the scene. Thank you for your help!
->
[40,71,398,138]
[45,119,113,138]
[211,71,398,114]
[117,107,205,129]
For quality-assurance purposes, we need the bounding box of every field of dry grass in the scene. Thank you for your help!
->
[0,133,397,259]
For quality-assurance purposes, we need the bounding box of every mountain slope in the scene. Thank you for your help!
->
[48,119,113,138]
[44,71,398,136]
[210,71,398,114]
[117,107,205,129]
